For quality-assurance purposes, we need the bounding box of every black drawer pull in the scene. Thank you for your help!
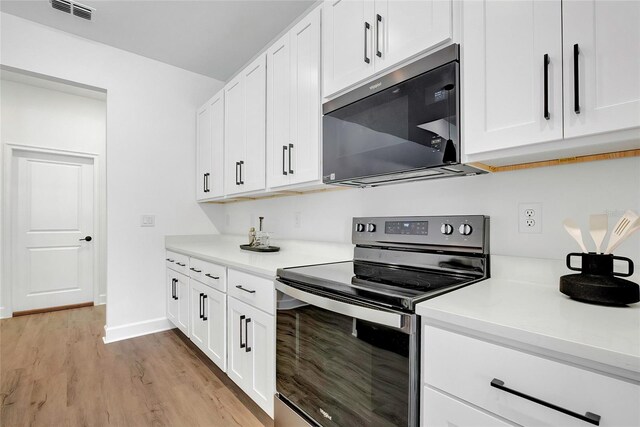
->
[166,258,174,262]
[171,278,177,300]
[202,295,208,321]
[245,318,251,352]
[235,285,256,294]
[199,293,204,319]
[176,262,186,267]
[240,315,246,349]
[490,378,601,425]
[205,273,219,280]
[190,267,202,273]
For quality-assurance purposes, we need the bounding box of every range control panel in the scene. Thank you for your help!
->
[352,215,488,252]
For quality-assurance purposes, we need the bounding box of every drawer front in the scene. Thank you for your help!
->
[423,326,640,427]
[166,251,188,274]
[227,269,274,314]
[423,386,513,427]
[189,257,226,292]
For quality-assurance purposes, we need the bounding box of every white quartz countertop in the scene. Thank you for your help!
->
[416,256,640,379]
[165,234,353,278]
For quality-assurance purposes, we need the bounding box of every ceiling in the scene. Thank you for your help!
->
[0,0,316,82]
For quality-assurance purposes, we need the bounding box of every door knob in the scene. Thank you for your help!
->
[79,236,93,242]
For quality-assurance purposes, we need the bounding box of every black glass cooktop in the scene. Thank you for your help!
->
[277,261,479,311]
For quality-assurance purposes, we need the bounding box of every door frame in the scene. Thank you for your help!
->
[2,143,106,317]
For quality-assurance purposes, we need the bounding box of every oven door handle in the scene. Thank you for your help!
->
[275,281,405,329]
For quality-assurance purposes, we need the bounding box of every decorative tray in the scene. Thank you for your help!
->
[239,244,280,253]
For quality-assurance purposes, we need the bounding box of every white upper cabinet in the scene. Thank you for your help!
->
[323,0,452,98]
[563,0,640,139]
[267,6,321,189]
[463,0,563,155]
[374,0,452,71]
[224,55,267,196]
[322,0,374,98]
[196,90,225,200]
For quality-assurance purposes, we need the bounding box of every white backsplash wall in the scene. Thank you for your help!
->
[218,157,640,268]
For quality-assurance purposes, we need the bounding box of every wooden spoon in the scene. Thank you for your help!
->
[589,214,608,254]
[563,218,589,253]
[606,213,640,254]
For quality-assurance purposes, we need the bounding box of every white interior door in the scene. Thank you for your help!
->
[13,150,95,312]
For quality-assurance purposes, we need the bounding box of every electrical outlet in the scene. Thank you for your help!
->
[140,215,155,227]
[294,212,302,228]
[519,202,542,233]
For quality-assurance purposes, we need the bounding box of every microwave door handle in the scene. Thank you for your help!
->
[275,281,405,329]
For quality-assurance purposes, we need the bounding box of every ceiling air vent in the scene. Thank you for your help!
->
[50,0,95,21]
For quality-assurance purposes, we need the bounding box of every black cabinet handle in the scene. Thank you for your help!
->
[543,54,550,120]
[79,236,92,242]
[205,273,219,280]
[174,279,179,300]
[206,173,210,192]
[176,262,186,267]
[364,22,371,64]
[190,267,202,273]
[376,14,382,58]
[199,293,204,319]
[239,160,244,184]
[245,317,251,352]
[202,295,208,321]
[573,44,580,114]
[166,258,174,262]
[490,379,600,425]
[240,315,246,349]
[282,145,288,175]
[288,143,294,174]
[235,285,256,294]
[235,162,240,185]
[172,278,178,300]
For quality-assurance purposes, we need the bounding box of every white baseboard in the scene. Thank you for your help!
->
[0,306,11,319]
[95,293,107,305]
[103,317,175,344]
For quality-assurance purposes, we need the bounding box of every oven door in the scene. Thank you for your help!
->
[322,60,459,184]
[275,280,419,427]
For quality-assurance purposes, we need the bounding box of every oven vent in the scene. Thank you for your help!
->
[50,0,95,20]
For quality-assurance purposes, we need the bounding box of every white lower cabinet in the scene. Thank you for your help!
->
[422,325,640,427]
[227,295,275,417]
[166,268,189,336]
[190,279,227,372]
[423,386,512,427]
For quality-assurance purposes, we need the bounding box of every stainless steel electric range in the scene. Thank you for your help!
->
[274,215,490,427]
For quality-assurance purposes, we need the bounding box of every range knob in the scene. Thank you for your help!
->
[366,223,376,233]
[440,223,454,235]
[459,223,473,236]
[356,223,365,232]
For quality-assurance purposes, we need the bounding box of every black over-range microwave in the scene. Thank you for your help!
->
[322,44,486,187]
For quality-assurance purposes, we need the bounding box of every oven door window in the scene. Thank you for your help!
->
[323,61,458,182]
[277,300,411,426]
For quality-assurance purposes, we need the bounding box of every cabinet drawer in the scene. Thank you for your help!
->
[423,326,640,427]
[189,257,226,292]
[166,251,188,274]
[227,269,275,315]
[423,386,513,427]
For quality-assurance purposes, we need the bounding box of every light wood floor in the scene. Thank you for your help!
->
[0,305,273,427]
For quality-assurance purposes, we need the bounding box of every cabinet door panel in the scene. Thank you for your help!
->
[227,296,249,388]
[463,0,563,155]
[563,0,640,138]
[266,34,292,189]
[190,280,207,350]
[176,273,189,336]
[196,104,212,201]
[246,303,275,417]
[205,288,226,372]
[242,55,267,193]
[323,0,375,97]
[208,91,225,198]
[224,77,244,195]
[166,269,178,327]
[290,7,321,185]
[423,386,513,427]
[375,0,451,72]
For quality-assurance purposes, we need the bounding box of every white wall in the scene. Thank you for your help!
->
[1,77,107,312]
[0,13,223,340]
[221,157,640,282]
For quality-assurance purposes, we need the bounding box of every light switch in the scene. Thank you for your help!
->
[141,215,155,227]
